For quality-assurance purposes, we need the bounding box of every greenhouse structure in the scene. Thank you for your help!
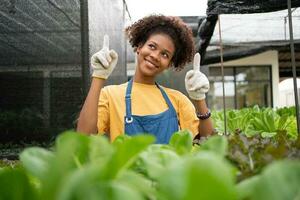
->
[0,0,300,199]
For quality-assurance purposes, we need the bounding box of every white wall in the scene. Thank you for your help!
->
[209,50,279,107]
[278,78,300,108]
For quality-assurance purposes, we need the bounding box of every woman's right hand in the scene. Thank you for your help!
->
[91,35,118,79]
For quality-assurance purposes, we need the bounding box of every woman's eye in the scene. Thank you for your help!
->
[148,44,155,49]
[162,52,169,58]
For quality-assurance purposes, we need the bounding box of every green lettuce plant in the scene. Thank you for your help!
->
[0,130,299,200]
[211,106,297,139]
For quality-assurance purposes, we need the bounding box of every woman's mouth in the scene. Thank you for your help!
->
[145,59,159,69]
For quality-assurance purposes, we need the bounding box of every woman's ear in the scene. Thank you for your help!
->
[136,45,141,54]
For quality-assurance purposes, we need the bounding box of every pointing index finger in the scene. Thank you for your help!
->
[193,53,201,72]
[103,34,109,50]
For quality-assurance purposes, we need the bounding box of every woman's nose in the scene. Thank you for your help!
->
[150,50,160,61]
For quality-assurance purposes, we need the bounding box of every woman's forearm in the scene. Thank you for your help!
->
[77,78,105,134]
[193,99,214,137]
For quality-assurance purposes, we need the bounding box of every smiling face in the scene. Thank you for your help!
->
[134,33,175,84]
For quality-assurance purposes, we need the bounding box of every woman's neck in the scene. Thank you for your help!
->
[133,74,155,85]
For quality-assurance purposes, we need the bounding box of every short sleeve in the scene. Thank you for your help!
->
[177,94,199,137]
[97,88,110,135]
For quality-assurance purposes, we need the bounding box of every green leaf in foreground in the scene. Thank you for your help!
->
[19,147,55,180]
[103,134,155,179]
[134,144,180,180]
[237,160,300,200]
[0,168,38,200]
[195,135,228,157]
[236,175,260,200]
[169,130,193,155]
[157,152,237,200]
[56,166,146,200]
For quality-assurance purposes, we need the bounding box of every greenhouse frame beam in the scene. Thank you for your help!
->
[287,0,300,134]
[80,0,90,96]
[217,15,227,135]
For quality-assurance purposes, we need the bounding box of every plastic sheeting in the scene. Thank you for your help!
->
[0,0,128,139]
[198,0,300,61]
[207,0,300,15]
[88,0,127,85]
[0,0,127,83]
[0,0,81,65]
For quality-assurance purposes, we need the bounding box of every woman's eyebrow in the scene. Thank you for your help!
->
[149,40,173,55]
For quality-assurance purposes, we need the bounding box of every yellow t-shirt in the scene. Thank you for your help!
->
[97,81,199,141]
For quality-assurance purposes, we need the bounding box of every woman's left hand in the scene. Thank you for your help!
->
[185,53,210,100]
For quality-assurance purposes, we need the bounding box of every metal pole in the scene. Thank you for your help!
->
[80,0,90,96]
[217,15,227,135]
[287,0,300,134]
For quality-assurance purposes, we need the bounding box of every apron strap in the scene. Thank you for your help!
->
[125,79,177,122]
[155,82,177,116]
[125,79,133,122]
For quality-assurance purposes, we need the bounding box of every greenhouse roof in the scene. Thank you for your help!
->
[198,0,300,64]
[209,9,300,44]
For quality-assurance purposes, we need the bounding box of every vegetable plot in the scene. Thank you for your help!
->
[211,106,299,180]
[0,129,299,200]
[211,106,297,139]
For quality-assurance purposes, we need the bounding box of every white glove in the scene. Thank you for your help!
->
[185,53,210,100]
[91,35,118,79]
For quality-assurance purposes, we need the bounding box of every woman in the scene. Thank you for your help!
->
[77,15,214,143]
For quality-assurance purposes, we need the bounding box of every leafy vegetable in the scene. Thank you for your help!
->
[0,125,299,200]
[237,160,300,200]
[194,135,228,157]
[157,152,237,200]
[0,168,38,200]
[211,106,297,139]
[169,130,193,155]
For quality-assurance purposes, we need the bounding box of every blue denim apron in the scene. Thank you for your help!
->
[124,79,179,144]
